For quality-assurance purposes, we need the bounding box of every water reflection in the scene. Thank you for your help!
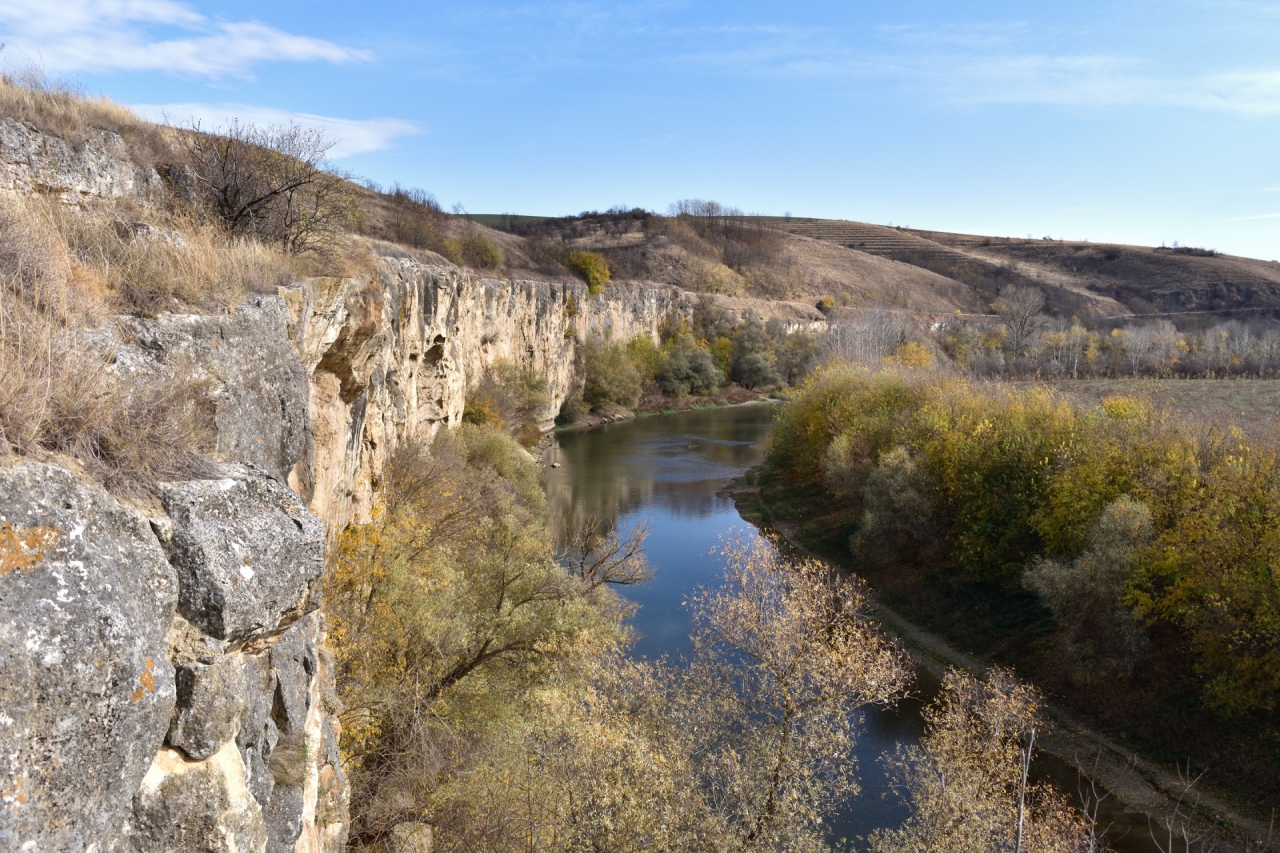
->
[545,405,776,660]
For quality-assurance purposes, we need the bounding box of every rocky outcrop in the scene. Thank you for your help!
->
[0,463,177,853]
[0,116,163,202]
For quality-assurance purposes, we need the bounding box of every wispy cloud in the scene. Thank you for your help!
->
[1225,211,1280,221]
[0,0,370,77]
[134,102,418,158]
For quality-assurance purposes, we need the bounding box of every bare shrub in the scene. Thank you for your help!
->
[687,538,912,850]
[870,669,1098,853]
[186,120,359,256]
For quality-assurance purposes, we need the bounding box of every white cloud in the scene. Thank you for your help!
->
[0,0,369,77]
[133,102,418,158]
[1225,211,1280,221]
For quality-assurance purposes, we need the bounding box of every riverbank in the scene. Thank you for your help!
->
[729,472,1271,852]
[553,385,779,433]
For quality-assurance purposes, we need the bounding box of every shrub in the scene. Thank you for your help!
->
[565,250,611,295]
[462,236,505,269]
[582,337,643,409]
[1024,496,1153,681]
[730,313,780,389]
[186,119,359,257]
[464,361,551,446]
[852,445,936,559]
[655,334,723,397]
[441,236,464,265]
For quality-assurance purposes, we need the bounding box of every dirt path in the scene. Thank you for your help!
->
[732,476,1274,851]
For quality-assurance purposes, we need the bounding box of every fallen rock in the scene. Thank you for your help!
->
[161,465,324,645]
[0,463,177,852]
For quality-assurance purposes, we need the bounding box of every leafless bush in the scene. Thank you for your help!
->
[186,120,359,256]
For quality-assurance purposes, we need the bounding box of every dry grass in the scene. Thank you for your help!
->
[0,69,178,167]
[0,289,218,496]
[0,193,300,316]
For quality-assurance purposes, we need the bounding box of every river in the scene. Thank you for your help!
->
[544,403,1161,851]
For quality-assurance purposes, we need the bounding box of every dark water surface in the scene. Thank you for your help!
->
[544,404,1160,851]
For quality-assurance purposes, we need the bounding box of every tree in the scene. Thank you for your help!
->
[186,119,358,255]
[686,538,911,851]
[993,285,1048,359]
[869,669,1098,853]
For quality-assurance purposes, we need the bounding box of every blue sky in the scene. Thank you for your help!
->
[4,1,1279,259]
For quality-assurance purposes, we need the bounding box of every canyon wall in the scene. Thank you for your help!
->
[287,260,822,528]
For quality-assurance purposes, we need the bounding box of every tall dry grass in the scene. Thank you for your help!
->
[0,68,178,167]
[0,194,241,495]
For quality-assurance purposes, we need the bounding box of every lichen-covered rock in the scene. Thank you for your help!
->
[0,117,163,202]
[0,463,177,853]
[237,653,280,807]
[114,296,312,483]
[167,655,248,761]
[128,743,268,853]
[161,465,324,645]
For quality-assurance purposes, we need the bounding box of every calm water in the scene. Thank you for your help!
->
[544,404,1160,851]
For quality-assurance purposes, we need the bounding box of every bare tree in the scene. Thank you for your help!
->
[186,119,358,255]
[993,285,1048,358]
[561,516,652,591]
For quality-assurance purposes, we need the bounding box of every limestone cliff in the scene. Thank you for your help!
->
[0,250,823,852]
[288,259,823,527]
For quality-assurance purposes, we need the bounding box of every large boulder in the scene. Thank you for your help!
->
[114,296,312,484]
[0,463,177,852]
[161,465,324,645]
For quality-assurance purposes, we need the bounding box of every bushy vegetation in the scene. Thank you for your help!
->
[463,360,551,445]
[329,436,1111,851]
[564,250,610,295]
[768,362,1280,813]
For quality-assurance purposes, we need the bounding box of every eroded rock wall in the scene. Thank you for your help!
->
[287,258,824,527]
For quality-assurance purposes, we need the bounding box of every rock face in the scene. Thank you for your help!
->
[0,116,162,202]
[161,467,325,645]
[286,260,825,526]
[0,463,177,853]
[113,296,312,484]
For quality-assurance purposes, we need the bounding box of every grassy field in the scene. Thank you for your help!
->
[1038,378,1280,440]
